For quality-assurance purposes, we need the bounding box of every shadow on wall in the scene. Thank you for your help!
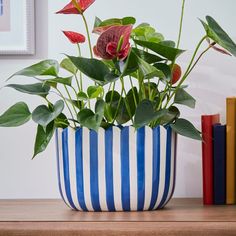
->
[0,0,48,60]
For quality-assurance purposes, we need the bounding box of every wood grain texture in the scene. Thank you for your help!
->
[0,198,236,236]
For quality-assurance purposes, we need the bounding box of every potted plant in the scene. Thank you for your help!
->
[0,0,236,211]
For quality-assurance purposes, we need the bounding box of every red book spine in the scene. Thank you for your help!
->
[201,114,220,205]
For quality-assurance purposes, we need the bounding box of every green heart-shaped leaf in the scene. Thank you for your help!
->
[170,118,202,140]
[77,92,88,101]
[68,56,111,85]
[87,86,104,99]
[8,60,59,80]
[132,48,165,64]
[134,39,185,61]
[77,100,105,131]
[134,100,157,128]
[6,83,50,97]
[174,88,196,108]
[200,16,236,57]
[43,76,72,87]
[60,58,78,75]
[32,100,64,127]
[137,56,165,80]
[0,102,31,127]
[33,122,55,158]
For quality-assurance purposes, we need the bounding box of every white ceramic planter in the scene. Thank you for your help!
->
[55,125,177,211]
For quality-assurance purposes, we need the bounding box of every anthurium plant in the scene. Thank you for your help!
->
[1,0,236,158]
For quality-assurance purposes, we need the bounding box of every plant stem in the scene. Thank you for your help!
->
[74,74,81,92]
[44,97,51,105]
[185,44,213,78]
[177,0,186,49]
[77,44,83,91]
[63,85,78,116]
[157,83,169,110]
[171,0,186,69]
[55,88,77,127]
[148,78,151,100]
[110,82,116,106]
[121,77,134,124]
[71,0,93,58]
[112,82,124,125]
[108,82,112,93]
[165,35,207,107]
[129,76,138,107]
[81,13,93,58]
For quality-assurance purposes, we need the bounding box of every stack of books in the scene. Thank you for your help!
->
[201,97,236,205]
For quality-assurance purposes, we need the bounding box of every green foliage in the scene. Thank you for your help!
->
[134,100,157,128]
[0,102,31,127]
[132,23,164,43]
[32,100,64,128]
[94,16,102,28]
[94,17,136,29]
[60,58,78,75]
[43,76,73,87]
[87,86,104,99]
[170,118,202,140]
[6,83,50,97]
[33,122,55,158]
[174,88,196,108]
[77,100,105,131]
[137,57,165,80]
[132,48,165,64]
[68,56,118,85]
[8,60,59,80]
[134,40,185,61]
[200,16,236,56]
[2,1,236,159]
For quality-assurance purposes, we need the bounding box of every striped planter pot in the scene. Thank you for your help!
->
[55,125,177,212]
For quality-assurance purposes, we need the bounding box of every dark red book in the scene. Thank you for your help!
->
[201,114,220,205]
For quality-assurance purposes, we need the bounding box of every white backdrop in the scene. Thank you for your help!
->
[0,0,236,199]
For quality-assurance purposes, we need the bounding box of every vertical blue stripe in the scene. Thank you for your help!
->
[105,127,115,211]
[89,130,101,211]
[55,130,66,204]
[156,127,172,209]
[62,129,76,210]
[137,127,145,211]
[75,128,87,211]
[149,126,160,210]
[121,127,130,211]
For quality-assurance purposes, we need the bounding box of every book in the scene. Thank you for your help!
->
[201,114,220,205]
[213,124,226,205]
[226,97,236,204]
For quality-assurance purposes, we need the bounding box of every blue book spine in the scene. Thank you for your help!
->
[213,124,226,205]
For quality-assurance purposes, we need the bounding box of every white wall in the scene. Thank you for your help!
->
[0,0,236,199]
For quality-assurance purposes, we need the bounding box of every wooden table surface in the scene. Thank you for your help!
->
[0,198,235,236]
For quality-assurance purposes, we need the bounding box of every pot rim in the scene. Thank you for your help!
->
[57,125,174,133]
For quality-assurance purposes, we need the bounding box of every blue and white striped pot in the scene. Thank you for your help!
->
[55,125,177,212]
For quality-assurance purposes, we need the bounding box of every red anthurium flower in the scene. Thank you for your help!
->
[94,25,132,61]
[63,31,86,44]
[171,64,182,84]
[56,0,95,14]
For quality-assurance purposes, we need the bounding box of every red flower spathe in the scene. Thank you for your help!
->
[63,31,86,44]
[94,25,132,61]
[56,0,95,14]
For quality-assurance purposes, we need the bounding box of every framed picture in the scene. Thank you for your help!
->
[0,0,35,55]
